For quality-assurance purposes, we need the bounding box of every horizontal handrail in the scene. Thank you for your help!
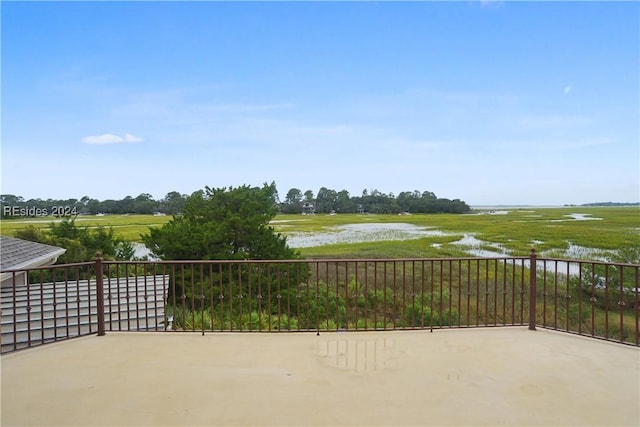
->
[1,250,638,354]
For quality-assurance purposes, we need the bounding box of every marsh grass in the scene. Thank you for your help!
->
[275,207,640,259]
[0,214,171,241]
[2,207,637,257]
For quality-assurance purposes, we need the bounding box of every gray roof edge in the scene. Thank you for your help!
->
[1,247,67,273]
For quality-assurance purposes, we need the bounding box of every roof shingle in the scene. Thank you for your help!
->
[0,236,66,271]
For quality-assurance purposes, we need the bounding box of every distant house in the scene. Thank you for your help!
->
[302,202,315,215]
[0,236,66,288]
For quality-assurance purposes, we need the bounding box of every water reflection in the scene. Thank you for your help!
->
[286,223,448,248]
[131,242,159,261]
[317,337,395,372]
[451,234,509,257]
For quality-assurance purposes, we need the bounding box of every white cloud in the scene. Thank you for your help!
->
[516,114,588,131]
[123,133,143,142]
[564,85,572,95]
[82,133,144,144]
[478,0,503,9]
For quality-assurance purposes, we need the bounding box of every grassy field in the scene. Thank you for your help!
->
[273,206,640,259]
[1,206,638,260]
[0,214,172,242]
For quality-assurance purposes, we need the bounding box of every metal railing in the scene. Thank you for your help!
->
[1,250,638,353]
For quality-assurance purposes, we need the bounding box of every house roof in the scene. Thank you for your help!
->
[0,236,66,272]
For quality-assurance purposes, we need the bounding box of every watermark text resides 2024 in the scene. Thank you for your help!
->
[2,206,78,217]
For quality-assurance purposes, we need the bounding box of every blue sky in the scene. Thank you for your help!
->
[2,1,638,206]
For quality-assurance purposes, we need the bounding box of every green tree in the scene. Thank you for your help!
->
[161,191,187,214]
[335,190,355,213]
[14,219,134,263]
[282,188,303,214]
[142,184,302,318]
[316,187,337,213]
[133,193,157,214]
[143,183,299,261]
[304,190,314,203]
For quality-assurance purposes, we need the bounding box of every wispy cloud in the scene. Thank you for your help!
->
[477,0,503,9]
[536,137,613,151]
[564,85,572,95]
[494,136,613,153]
[82,133,144,145]
[514,114,590,133]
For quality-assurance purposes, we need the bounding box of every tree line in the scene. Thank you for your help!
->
[281,187,470,214]
[0,184,470,218]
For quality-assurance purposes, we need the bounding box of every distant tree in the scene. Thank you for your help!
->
[0,194,24,206]
[143,183,299,260]
[133,193,157,214]
[304,190,314,203]
[0,194,25,218]
[101,199,118,214]
[335,190,355,213]
[282,188,303,214]
[118,196,135,214]
[86,198,102,214]
[161,191,187,214]
[2,185,470,219]
[316,187,337,213]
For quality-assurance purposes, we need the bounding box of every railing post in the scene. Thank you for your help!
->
[95,252,106,336]
[529,248,537,331]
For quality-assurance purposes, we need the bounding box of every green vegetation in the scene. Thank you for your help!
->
[2,186,470,217]
[533,261,639,343]
[280,187,469,214]
[1,206,638,261]
[0,214,171,242]
[1,203,637,344]
[12,218,136,263]
[272,207,640,260]
[142,183,299,260]
[0,192,187,217]
[157,255,638,345]
[8,218,140,283]
[161,258,529,333]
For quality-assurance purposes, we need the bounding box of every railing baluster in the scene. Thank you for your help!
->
[373,261,378,330]
[493,259,498,326]
[345,261,349,330]
[577,263,583,336]
[449,260,453,329]
[95,255,105,337]
[619,266,624,343]
[466,260,471,327]
[604,264,610,340]
[2,256,639,354]
[458,260,463,328]
[565,261,571,333]
[39,271,45,345]
[635,267,639,346]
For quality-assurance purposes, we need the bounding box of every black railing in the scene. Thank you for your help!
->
[1,250,638,353]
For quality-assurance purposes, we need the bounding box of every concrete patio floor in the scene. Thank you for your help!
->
[1,327,639,427]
